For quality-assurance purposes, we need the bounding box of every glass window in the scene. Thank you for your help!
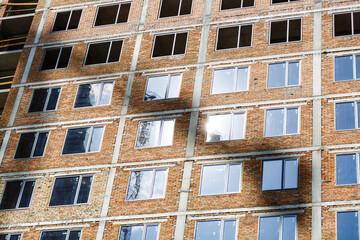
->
[14,132,49,159]
[0,233,22,240]
[41,46,72,70]
[0,180,35,210]
[159,0,192,18]
[195,219,237,240]
[135,119,175,148]
[126,169,168,200]
[28,87,61,113]
[264,107,299,137]
[272,0,300,3]
[62,126,104,155]
[152,32,187,57]
[74,82,113,108]
[52,9,82,32]
[119,224,159,240]
[335,102,360,130]
[262,158,298,191]
[200,163,242,195]
[49,175,92,206]
[206,113,246,142]
[211,67,249,94]
[267,61,300,88]
[334,12,360,37]
[259,215,297,240]
[144,74,181,101]
[216,25,252,50]
[335,55,360,82]
[270,19,301,44]
[337,211,359,240]
[94,3,131,26]
[85,40,123,65]
[336,153,359,185]
[40,229,81,240]
[220,0,254,11]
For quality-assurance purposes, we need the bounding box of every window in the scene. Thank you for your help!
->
[264,107,299,137]
[267,61,300,88]
[28,87,60,113]
[195,219,237,240]
[40,229,81,240]
[258,215,297,240]
[216,25,252,50]
[52,9,82,32]
[152,32,187,57]
[334,12,360,37]
[94,3,131,26]
[211,67,249,94]
[74,82,113,108]
[14,131,49,159]
[49,175,93,206]
[0,233,22,240]
[200,163,242,195]
[119,224,159,240]
[206,113,246,142]
[335,102,360,131]
[135,119,175,148]
[84,40,123,65]
[0,180,36,210]
[270,19,301,44]
[159,0,192,18]
[261,158,298,191]
[144,74,181,101]
[337,211,360,240]
[62,126,104,155]
[272,0,300,4]
[336,153,360,185]
[40,46,72,70]
[126,169,168,201]
[335,55,360,82]
[220,0,254,11]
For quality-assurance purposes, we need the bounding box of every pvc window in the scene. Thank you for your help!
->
[126,169,168,201]
[118,224,159,240]
[216,25,252,50]
[220,0,254,11]
[52,9,82,32]
[335,102,360,131]
[261,158,299,191]
[194,219,237,240]
[144,74,182,101]
[264,107,299,137]
[0,180,35,210]
[84,40,123,65]
[258,215,297,240]
[337,211,360,240]
[62,126,104,155]
[40,229,81,240]
[159,0,192,18]
[49,175,93,206]
[94,2,131,26]
[14,131,49,159]
[135,119,175,148]
[336,153,360,185]
[334,12,360,37]
[206,113,246,142]
[152,32,187,57]
[40,46,72,70]
[211,67,249,94]
[270,19,301,44]
[74,82,114,108]
[272,0,300,4]
[200,163,242,195]
[335,55,360,82]
[267,61,300,88]
[0,233,22,240]
[28,87,60,113]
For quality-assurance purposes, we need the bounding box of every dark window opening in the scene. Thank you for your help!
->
[52,9,82,32]
[216,24,252,50]
[14,131,49,159]
[272,0,300,4]
[0,233,22,240]
[84,40,123,65]
[221,0,254,10]
[0,180,35,210]
[159,0,192,18]
[94,3,131,26]
[270,19,301,44]
[334,12,360,37]
[28,87,60,113]
[40,230,81,240]
[152,32,187,57]
[40,46,72,70]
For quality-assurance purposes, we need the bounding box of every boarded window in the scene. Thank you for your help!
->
[14,132,49,159]
[159,0,192,18]
[152,32,187,57]
[94,3,131,26]
[334,12,360,37]
[40,46,72,70]
[270,19,301,44]
[52,9,82,32]
[221,0,254,10]
[84,40,123,65]
[0,180,36,210]
[216,24,252,50]
[28,87,60,113]
[74,82,113,108]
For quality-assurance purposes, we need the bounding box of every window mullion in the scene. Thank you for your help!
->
[43,88,52,111]
[65,11,72,30]
[352,12,355,35]
[178,0,183,16]
[149,169,156,199]
[281,160,285,190]
[354,55,357,80]
[165,74,171,99]
[237,26,241,48]
[357,153,360,184]
[115,4,121,24]
[106,41,113,63]
[171,34,177,55]
[158,120,164,146]
[220,220,225,240]
[283,108,287,135]
[356,102,359,129]
[224,164,230,194]
[285,62,289,86]
[73,176,82,204]
[97,82,104,106]
[234,67,238,92]
[229,113,235,140]
[65,230,70,240]
[86,127,94,152]
[241,0,244,8]
[279,216,283,240]
[142,225,147,240]
[30,132,40,158]
[286,20,290,42]
[55,48,63,69]
[15,180,26,209]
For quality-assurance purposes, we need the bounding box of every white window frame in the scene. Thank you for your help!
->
[28,87,61,113]
[335,101,360,131]
[83,39,123,66]
[258,215,298,240]
[194,219,238,240]
[40,46,73,71]
[14,131,50,159]
[269,18,302,45]
[40,229,83,240]
[334,54,360,82]
[267,61,301,88]
[0,179,36,210]
[211,66,250,94]
[264,107,300,137]
[158,0,193,18]
[336,153,360,186]
[135,119,175,148]
[333,11,360,37]
[144,74,182,101]
[73,81,114,108]
[215,24,253,51]
[118,224,160,240]
[51,8,83,33]
[151,32,188,58]
[93,2,131,28]
[0,233,23,240]
[219,0,255,11]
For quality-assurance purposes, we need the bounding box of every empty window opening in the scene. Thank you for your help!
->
[135,119,175,148]
[267,61,300,88]
[152,32,187,57]
[264,107,299,137]
[334,12,360,37]
[14,131,49,159]
[272,0,300,4]
[40,46,72,70]
[259,215,297,240]
[195,219,237,240]
[28,87,60,113]
[40,229,81,240]
[85,40,123,65]
[335,101,360,131]
[216,24,252,50]
[52,9,82,32]
[0,180,36,210]
[119,225,159,240]
[206,113,246,142]
[49,175,93,206]
[144,74,181,101]
[270,19,301,44]
[221,0,254,11]
[74,82,114,108]
[159,0,192,18]
[0,233,22,240]
[94,3,131,26]
[211,66,249,94]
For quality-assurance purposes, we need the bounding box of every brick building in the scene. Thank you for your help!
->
[0,0,359,239]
